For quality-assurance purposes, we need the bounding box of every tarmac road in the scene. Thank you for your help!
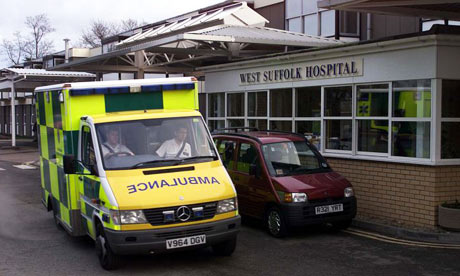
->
[0,159,459,276]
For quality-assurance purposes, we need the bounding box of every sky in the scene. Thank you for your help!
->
[0,0,223,67]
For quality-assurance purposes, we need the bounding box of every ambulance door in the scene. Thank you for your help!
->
[77,124,101,238]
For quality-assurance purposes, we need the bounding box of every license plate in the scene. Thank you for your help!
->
[315,204,343,215]
[166,235,206,249]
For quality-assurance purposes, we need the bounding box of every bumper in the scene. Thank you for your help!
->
[104,216,241,255]
[280,197,357,227]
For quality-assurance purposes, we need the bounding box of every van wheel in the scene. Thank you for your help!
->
[51,202,63,230]
[266,207,288,238]
[95,223,119,270]
[212,237,237,256]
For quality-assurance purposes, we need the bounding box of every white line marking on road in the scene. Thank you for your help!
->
[13,164,37,170]
[0,168,5,171]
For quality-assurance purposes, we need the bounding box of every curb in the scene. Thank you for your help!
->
[352,219,460,245]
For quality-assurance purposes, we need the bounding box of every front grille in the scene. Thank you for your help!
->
[143,201,217,226]
[154,226,214,239]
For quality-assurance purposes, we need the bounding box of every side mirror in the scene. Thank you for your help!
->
[63,155,76,174]
[249,163,259,177]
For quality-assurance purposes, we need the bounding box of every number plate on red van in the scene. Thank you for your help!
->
[166,235,206,249]
[315,204,343,215]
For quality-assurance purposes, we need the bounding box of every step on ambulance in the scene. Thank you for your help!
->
[35,77,240,270]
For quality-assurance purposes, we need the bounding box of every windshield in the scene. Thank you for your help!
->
[261,141,329,176]
[96,116,217,170]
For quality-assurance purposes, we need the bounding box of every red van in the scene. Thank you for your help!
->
[213,130,357,237]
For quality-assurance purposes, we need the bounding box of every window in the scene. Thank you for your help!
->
[357,84,388,117]
[208,120,225,132]
[358,120,388,153]
[296,121,321,149]
[286,0,302,18]
[237,143,259,174]
[217,139,236,168]
[248,119,267,131]
[302,0,318,14]
[227,93,245,117]
[270,89,292,117]
[288,17,302,33]
[325,120,352,151]
[304,14,318,36]
[392,122,430,158]
[393,80,431,118]
[270,121,292,132]
[339,11,359,36]
[208,93,225,117]
[325,86,352,116]
[228,119,245,128]
[296,86,321,117]
[81,126,96,168]
[441,80,460,159]
[248,91,267,117]
[320,10,335,37]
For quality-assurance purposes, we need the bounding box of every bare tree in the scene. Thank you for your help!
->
[24,14,55,59]
[120,19,142,32]
[1,32,30,65]
[80,18,144,47]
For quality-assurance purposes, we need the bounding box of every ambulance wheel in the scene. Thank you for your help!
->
[212,237,237,256]
[96,223,119,270]
[266,207,288,238]
[51,202,63,230]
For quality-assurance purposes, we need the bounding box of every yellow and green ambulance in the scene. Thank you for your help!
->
[35,77,240,270]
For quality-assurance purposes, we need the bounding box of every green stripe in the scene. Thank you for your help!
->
[43,159,51,192]
[85,203,95,218]
[37,93,46,125]
[104,91,163,113]
[58,167,68,208]
[52,197,60,218]
[64,131,79,155]
[83,177,100,199]
[51,91,62,129]
[47,127,56,160]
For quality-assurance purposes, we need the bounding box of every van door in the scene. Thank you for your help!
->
[77,125,101,238]
[234,142,267,218]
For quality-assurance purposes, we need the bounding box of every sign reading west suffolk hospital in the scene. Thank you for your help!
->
[239,59,363,85]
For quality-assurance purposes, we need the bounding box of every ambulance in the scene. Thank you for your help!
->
[35,77,240,270]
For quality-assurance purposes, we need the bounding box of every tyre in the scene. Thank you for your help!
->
[212,237,237,256]
[52,201,63,230]
[95,223,120,270]
[266,207,288,238]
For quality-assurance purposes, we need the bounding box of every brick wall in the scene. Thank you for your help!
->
[327,158,460,229]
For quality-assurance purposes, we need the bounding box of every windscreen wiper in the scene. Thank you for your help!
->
[182,155,217,162]
[131,158,183,169]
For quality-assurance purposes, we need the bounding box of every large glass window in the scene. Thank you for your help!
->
[296,121,321,149]
[304,14,318,36]
[320,10,336,37]
[208,120,224,132]
[393,80,431,118]
[358,120,388,153]
[237,143,259,174]
[227,119,245,128]
[227,93,244,117]
[339,11,359,36]
[296,86,321,117]
[286,0,302,18]
[208,93,224,117]
[325,120,352,151]
[270,89,292,117]
[302,0,318,14]
[248,91,267,117]
[270,121,292,132]
[441,122,460,159]
[288,17,302,33]
[325,86,352,116]
[357,84,388,117]
[392,122,430,158]
[248,119,267,131]
[442,80,460,118]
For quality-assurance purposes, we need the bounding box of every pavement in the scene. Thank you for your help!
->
[0,138,39,165]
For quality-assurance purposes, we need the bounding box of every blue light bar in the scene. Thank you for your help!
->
[69,82,194,96]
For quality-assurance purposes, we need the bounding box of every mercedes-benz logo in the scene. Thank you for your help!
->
[176,206,191,222]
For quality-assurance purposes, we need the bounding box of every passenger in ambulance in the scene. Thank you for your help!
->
[101,128,134,158]
[156,127,192,158]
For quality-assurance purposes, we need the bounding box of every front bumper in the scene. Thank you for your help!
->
[280,197,357,227]
[104,216,241,255]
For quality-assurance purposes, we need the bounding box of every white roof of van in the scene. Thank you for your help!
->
[34,77,196,92]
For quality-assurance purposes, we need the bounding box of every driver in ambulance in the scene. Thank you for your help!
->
[102,128,134,158]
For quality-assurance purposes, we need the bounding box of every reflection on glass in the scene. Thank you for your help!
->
[270,89,292,117]
[320,10,335,36]
[442,80,460,118]
[296,86,321,117]
[326,120,352,150]
[392,121,430,158]
[324,86,352,116]
[248,119,267,131]
[356,84,388,117]
[358,120,388,153]
[248,91,267,117]
[227,93,245,117]
[270,121,292,132]
[441,122,460,159]
[393,80,431,118]
[296,121,321,149]
[227,119,245,128]
[208,93,225,117]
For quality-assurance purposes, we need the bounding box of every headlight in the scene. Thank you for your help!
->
[217,198,237,214]
[111,210,147,224]
[344,187,354,197]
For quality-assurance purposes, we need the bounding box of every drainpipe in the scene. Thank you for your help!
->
[367,13,372,40]
[64,38,70,63]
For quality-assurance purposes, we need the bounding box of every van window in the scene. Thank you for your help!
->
[262,141,328,176]
[236,143,259,174]
[81,126,96,168]
[217,139,236,169]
